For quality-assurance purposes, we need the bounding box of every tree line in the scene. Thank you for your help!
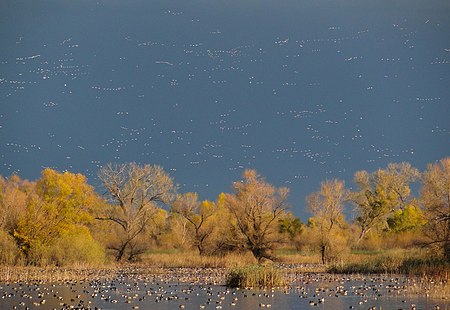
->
[0,158,448,266]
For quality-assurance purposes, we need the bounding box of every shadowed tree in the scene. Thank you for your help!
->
[98,162,175,261]
[307,179,348,264]
[278,213,304,250]
[171,192,217,255]
[421,157,450,262]
[351,162,420,242]
[223,169,290,262]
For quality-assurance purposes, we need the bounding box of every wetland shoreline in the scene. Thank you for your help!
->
[1,264,449,309]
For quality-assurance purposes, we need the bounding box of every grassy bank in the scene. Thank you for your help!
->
[1,248,449,283]
[141,250,257,268]
[328,249,450,277]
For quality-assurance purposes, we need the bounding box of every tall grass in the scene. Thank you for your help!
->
[276,250,322,265]
[328,248,450,277]
[141,251,256,268]
[226,264,286,288]
[0,265,120,282]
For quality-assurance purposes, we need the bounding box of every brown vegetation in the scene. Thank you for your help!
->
[0,158,449,277]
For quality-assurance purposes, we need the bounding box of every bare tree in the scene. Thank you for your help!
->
[421,157,450,262]
[171,192,216,255]
[97,163,175,261]
[307,179,348,264]
[224,169,289,262]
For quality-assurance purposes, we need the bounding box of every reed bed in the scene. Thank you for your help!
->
[226,264,287,288]
[0,265,120,283]
[328,250,450,277]
[404,275,450,300]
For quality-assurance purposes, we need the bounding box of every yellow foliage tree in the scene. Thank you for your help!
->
[351,162,419,242]
[307,179,348,264]
[421,157,450,261]
[172,193,217,255]
[223,169,289,262]
[13,169,100,265]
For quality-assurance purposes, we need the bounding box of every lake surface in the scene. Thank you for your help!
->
[1,273,449,309]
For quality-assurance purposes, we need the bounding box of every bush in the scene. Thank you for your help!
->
[49,227,106,266]
[0,230,20,265]
[226,264,286,288]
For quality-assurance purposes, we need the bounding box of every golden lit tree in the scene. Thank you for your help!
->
[387,203,425,233]
[421,157,450,261]
[223,169,289,262]
[13,169,100,264]
[171,192,217,255]
[307,179,348,264]
[0,174,30,234]
[351,162,420,242]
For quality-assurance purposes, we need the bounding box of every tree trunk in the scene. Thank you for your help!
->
[116,241,128,261]
[445,219,450,263]
[251,247,276,263]
[357,228,366,244]
[198,243,204,256]
[321,244,326,264]
[445,241,450,263]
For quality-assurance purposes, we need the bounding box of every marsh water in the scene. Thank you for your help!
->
[1,274,449,309]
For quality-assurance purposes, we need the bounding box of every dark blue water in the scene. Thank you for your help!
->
[1,0,449,218]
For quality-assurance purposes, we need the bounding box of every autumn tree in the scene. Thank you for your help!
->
[166,211,190,250]
[146,208,169,247]
[421,157,450,262]
[387,203,425,233]
[98,162,175,261]
[171,192,217,255]
[307,179,348,264]
[223,169,289,262]
[351,162,420,242]
[0,174,30,234]
[0,175,31,264]
[13,169,102,265]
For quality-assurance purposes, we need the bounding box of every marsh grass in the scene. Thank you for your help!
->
[0,265,120,282]
[141,251,256,268]
[326,248,450,300]
[226,264,287,288]
[328,254,403,274]
[405,275,450,300]
[276,251,322,265]
[328,248,450,278]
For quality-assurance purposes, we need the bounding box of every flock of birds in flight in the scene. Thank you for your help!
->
[0,5,448,197]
